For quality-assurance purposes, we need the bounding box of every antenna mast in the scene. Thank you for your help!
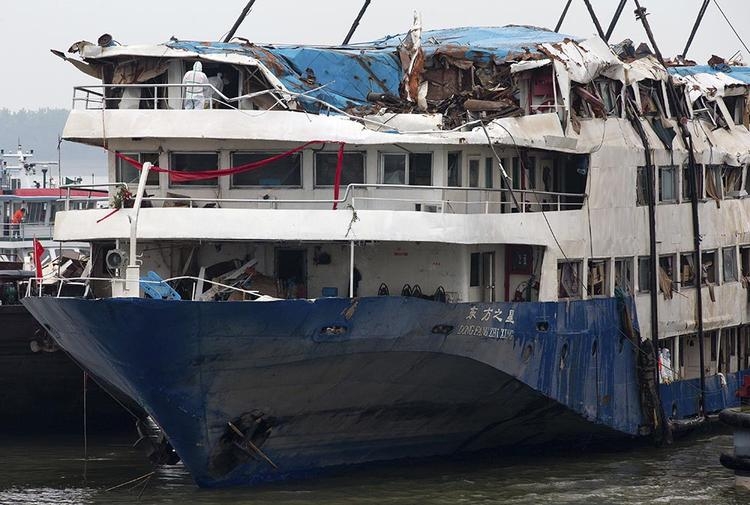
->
[223,0,258,43]
[343,0,372,45]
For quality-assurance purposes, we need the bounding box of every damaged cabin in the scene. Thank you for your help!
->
[53,21,750,382]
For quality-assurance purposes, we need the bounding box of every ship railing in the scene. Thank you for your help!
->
[23,275,262,301]
[59,182,585,214]
[0,222,54,242]
[72,83,284,111]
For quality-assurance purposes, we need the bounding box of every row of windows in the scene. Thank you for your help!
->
[558,245,750,299]
[116,151,497,189]
[637,163,746,205]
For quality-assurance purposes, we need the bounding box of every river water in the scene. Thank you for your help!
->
[1,432,748,505]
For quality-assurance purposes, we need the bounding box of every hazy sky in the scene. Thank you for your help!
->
[2,0,749,110]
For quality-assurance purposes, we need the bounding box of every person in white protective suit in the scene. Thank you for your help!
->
[205,72,229,108]
[182,61,209,109]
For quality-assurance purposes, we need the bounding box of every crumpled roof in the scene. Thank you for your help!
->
[167,26,572,112]
[668,65,750,102]
[364,25,572,64]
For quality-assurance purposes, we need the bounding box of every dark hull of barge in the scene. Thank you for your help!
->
[0,304,133,434]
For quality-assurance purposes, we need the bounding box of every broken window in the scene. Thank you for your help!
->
[587,259,609,296]
[701,250,718,285]
[380,153,432,185]
[680,253,696,288]
[636,166,650,206]
[231,151,301,187]
[724,94,747,126]
[638,256,651,293]
[658,255,675,298]
[705,165,723,203]
[169,152,219,187]
[557,260,582,299]
[448,151,462,187]
[682,164,703,200]
[723,246,738,283]
[614,258,633,295]
[692,97,723,127]
[659,165,677,203]
[742,246,750,280]
[116,152,160,185]
[722,165,743,197]
[468,158,480,188]
[315,152,365,187]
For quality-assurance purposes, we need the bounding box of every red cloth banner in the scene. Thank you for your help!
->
[33,238,45,278]
[114,141,345,183]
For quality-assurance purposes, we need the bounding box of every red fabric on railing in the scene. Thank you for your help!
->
[114,141,346,208]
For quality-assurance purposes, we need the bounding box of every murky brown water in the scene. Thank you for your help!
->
[0,432,748,505]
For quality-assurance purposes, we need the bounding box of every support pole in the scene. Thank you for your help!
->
[124,161,151,297]
[605,0,629,42]
[223,0,258,43]
[554,0,573,32]
[342,0,372,45]
[349,241,355,298]
[632,0,707,406]
[582,0,606,40]
[682,0,710,58]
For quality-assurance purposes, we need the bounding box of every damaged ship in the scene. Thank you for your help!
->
[21,10,750,487]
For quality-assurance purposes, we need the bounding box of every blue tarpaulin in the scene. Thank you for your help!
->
[669,65,750,84]
[167,26,571,113]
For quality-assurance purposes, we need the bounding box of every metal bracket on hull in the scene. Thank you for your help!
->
[208,411,277,478]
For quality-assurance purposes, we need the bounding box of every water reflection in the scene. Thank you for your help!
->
[1,434,749,505]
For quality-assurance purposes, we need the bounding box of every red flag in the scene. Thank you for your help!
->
[33,238,45,279]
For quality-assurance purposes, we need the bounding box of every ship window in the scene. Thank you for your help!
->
[409,153,432,185]
[701,250,718,285]
[680,253,696,288]
[682,164,704,200]
[169,152,219,187]
[638,256,651,293]
[587,259,609,296]
[658,165,677,203]
[382,153,405,184]
[448,151,462,187]
[380,153,432,185]
[722,165,743,198]
[484,157,494,189]
[314,152,365,187]
[26,202,47,224]
[723,247,738,283]
[659,255,676,297]
[705,165,723,202]
[468,158,480,188]
[470,252,480,287]
[614,257,633,295]
[511,157,521,190]
[636,166,650,206]
[116,152,160,186]
[557,260,582,299]
[231,151,301,187]
[741,246,750,279]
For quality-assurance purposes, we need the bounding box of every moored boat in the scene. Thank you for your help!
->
[22,8,750,486]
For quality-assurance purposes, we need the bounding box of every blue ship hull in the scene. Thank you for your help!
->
[21,295,746,487]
